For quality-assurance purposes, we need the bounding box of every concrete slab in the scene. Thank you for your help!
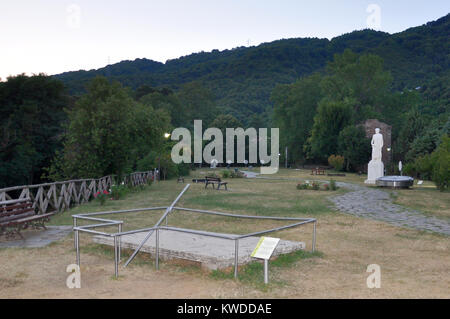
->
[93,229,305,270]
[0,226,72,248]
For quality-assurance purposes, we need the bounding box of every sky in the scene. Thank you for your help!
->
[0,0,449,80]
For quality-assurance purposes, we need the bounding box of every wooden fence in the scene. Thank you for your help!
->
[0,171,156,215]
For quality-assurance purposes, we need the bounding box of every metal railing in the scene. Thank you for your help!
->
[72,184,317,278]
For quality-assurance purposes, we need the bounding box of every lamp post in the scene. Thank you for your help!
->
[285,146,288,169]
[158,133,171,181]
[387,147,393,174]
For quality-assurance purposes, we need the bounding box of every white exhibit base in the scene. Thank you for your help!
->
[365,160,384,184]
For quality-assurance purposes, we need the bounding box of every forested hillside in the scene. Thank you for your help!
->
[55,14,449,125]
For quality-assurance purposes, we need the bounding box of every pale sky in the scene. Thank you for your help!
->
[0,0,448,80]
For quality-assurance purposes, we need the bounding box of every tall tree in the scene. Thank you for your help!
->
[272,73,323,164]
[177,82,218,128]
[321,49,392,122]
[0,74,68,187]
[306,98,354,162]
[338,125,371,171]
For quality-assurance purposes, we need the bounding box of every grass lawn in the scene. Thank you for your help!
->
[1,168,448,298]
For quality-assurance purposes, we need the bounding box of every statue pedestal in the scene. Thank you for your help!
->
[365,160,384,184]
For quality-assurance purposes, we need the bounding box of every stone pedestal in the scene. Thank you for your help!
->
[365,160,384,184]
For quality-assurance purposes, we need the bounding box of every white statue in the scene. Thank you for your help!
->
[371,128,383,161]
[365,128,384,184]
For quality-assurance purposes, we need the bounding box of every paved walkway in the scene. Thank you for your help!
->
[328,182,450,235]
[0,226,72,248]
[242,171,450,236]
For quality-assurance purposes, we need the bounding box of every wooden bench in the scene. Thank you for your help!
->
[177,176,185,183]
[0,198,54,239]
[311,167,326,175]
[205,176,228,190]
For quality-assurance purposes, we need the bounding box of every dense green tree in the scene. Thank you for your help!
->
[431,135,450,191]
[210,114,243,133]
[0,74,68,187]
[140,90,185,127]
[47,76,171,180]
[307,98,354,162]
[337,125,371,171]
[178,82,218,128]
[395,106,426,161]
[321,49,392,122]
[272,73,323,164]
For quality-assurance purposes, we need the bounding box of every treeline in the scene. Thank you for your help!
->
[0,74,69,187]
[55,14,450,126]
[0,75,221,188]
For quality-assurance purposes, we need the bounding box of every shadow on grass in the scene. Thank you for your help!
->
[210,250,323,290]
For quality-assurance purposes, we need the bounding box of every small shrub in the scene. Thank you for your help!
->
[221,170,231,178]
[415,154,434,180]
[230,170,245,178]
[323,183,330,191]
[311,182,320,191]
[296,182,309,190]
[330,179,338,191]
[328,155,345,171]
[110,184,128,200]
[94,190,109,205]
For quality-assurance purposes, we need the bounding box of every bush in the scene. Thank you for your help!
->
[328,155,345,171]
[230,170,245,178]
[297,182,309,190]
[330,179,338,191]
[403,162,416,177]
[94,190,109,205]
[311,182,320,190]
[432,135,450,191]
[323,183,330,191]
[415,154,434,180]
[403,135,449,191]
[110,184,128,200]
[221,170,231,178]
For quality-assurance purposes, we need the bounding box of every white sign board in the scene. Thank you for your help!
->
[418,180,423,185]
[251,237,280,260]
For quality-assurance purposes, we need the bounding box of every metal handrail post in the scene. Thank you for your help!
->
[118,224,122,262]
[234,239,239,278]
[75,229,80,266]
[264,259,269,284]
[73,216,77,249]
[114,236,119,278]
[312,221,316,253]
[156,228,159,270]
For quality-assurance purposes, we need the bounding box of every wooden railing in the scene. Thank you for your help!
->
[0,171,156,215]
